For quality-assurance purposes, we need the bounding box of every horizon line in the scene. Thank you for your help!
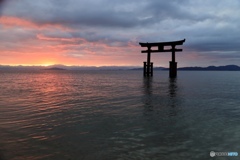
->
[0,64,239,68]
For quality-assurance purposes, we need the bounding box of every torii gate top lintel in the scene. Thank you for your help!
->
[139,39,185,53]
[139,39,185,47]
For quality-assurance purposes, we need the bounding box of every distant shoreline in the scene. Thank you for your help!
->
[1,65,240,71]
[132,65,240,71]
[43,67,66,70]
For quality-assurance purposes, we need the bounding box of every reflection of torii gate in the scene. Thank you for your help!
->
[139,39,185,78]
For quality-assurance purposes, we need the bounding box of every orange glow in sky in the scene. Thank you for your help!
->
[1,0,238,67]
[0,16,147,66]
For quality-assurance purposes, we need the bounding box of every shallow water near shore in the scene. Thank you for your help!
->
[0,70,240,160]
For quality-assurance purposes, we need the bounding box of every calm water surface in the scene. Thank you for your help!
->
[0,70,240,160]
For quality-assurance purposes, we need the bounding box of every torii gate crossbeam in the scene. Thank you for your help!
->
[139,39,185,78]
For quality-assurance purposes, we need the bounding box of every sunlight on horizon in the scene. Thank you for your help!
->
[41,63,55,67]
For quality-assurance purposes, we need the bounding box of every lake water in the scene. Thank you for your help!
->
[0,70,240,160]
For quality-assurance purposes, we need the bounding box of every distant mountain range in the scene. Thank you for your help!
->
[1,64,240,71]
[133,65,240,71]
[177,65,240,71]
[43,67,66,70]
[0,65,136,71]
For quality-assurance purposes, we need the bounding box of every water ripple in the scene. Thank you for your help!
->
[1,70,240,159]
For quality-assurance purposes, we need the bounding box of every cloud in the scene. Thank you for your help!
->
[3,0,148,28]
[0,0,6,15]
[1,0,240,66]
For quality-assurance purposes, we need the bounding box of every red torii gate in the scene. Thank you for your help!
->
[139,39,185,78]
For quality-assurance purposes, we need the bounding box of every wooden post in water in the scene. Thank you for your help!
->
[151,62,153,76]
[143,61,153,77]
[143,62,146,76]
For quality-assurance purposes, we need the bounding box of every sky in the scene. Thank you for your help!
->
[0,0,240,67]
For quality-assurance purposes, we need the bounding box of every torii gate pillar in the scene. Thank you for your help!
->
[169,61,177,78]
[139,39,185,78]
[169,45,177,78]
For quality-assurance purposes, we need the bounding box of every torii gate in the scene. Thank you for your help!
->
[139,39,185,78]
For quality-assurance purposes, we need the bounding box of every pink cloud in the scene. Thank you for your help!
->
[0,16,72,31]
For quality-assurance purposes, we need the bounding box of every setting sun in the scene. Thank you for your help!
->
[41,63,54,67]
